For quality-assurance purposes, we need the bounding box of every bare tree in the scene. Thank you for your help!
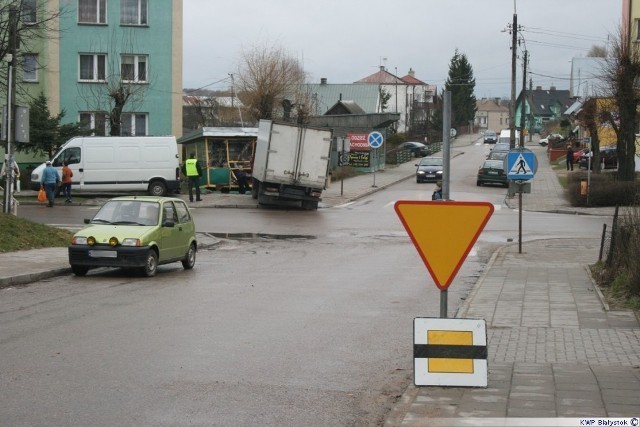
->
[0,2,64,105]
[235,43,307,123]
[587,45,608,58]
[76,29,150,136]
[576,97,603,172]
[601,28,640,181]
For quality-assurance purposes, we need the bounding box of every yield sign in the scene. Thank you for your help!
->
[394,201,494,290]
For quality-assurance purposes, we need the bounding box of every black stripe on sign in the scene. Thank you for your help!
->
[414,344,487,360]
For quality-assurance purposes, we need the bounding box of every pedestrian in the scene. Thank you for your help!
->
[61,160,73,203]
[40,160,60,207]
[566,144,574,171]
[182,152,202,202]
[231,163,249,194]
[1,155,20,193]
[432,181,443,200]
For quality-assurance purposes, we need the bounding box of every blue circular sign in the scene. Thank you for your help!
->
[368,131,384,148]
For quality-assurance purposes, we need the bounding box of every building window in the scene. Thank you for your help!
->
[22,0,37,23]
[79,54,106,81]
[78,0,106,24]
[121,0,147,25]
[80,112,107,136]
[22,54,38,82]
[121,55,147,82]
[121,113,148,136]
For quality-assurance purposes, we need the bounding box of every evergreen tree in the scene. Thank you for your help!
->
[21,92,89,157]
[444,49,477,128]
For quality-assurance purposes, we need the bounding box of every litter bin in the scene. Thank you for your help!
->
[580,179,588,196]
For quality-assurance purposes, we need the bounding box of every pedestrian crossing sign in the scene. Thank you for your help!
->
[506,150,536,181]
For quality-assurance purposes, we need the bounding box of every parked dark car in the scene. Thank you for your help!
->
[487,142,511,158]
[483,130,497,144]
[477,159,508,187]
[415,156,443,183]
[578,147,618,169]
[487,150,508,161]
[399,141,430,157]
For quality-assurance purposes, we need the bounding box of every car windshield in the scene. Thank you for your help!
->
[488,151,508,160]
[485,131,496,137]
[419,158,443,166]
[92,200,160,226]
[483,160,505,169]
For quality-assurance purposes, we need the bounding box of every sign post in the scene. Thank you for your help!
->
[367,131,383,188]
[506,149,538,253]
[394,201,494,317]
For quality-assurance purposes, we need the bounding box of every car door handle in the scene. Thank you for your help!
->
[79,168,84,172]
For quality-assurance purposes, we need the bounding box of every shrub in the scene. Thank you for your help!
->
[596,204,640,307]
[566,171,640,206]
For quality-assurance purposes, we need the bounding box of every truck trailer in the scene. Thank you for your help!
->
[251,120,332,210]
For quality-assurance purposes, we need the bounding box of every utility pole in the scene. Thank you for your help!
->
[509,13,518,150]
[3,6,18,214]
[519,50,528,148]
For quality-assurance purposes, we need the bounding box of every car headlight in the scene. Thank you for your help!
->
[417,171,425,175]
[72,236,88,245]
[121,238,141,247]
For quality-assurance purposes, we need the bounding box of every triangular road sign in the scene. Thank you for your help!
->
[394,201,494,290]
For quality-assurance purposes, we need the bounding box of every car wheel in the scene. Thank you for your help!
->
[148,180,167,196]
[141,249,158,277]
[182,243,196,270]
[71,265,89,276]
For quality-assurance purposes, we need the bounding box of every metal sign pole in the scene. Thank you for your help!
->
[519,183,523,254]
[440,290,447,318]
[372,148,377,188]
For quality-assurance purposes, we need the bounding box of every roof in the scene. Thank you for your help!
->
[401,74,426,85]
[177,127,258,144]
[522,87,573,117]
[354,67,404,84]
[325,100,366,115]
[476,99,509,113]
[564,100,583,115]
[303,83,380,114]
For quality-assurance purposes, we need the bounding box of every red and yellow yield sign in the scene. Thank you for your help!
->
[394,201,494,290]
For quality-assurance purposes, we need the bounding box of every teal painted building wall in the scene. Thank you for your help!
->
[56,0,181,136]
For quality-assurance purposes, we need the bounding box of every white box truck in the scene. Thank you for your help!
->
[30,136,180,196]
[251,120,332,210]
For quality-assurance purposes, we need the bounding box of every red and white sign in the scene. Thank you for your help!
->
[347,133,370,151]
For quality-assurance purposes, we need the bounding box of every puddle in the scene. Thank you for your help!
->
[210,232,317,241]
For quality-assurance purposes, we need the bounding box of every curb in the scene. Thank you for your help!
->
[0,268,72,289]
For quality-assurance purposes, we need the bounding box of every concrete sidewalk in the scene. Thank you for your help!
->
[4,135,639,425]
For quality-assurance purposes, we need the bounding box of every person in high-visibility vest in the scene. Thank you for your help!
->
[182,152,202,202]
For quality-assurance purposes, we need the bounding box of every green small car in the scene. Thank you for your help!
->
[477,159,508,187]
[68,196,197,277]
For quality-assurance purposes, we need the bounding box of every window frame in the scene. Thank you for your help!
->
[79,53,107,82]
[22,54,38,82]
[120,0,148,26]
[78,0,107,25]
[79,111,108,136]
[121,54,147,83]
[121,112,148,136]
[22,0,37,24]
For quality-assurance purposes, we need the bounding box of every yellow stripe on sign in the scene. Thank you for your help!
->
[427,330,474,374]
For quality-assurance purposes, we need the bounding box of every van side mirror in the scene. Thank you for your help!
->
[162,220,175,228]
[84,218,90,224]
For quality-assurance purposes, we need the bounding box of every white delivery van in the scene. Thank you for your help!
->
[30,136,180,196]
[497,129,521,146]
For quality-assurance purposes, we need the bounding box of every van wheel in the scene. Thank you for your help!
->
[148,181,167,196]
[182,243,196,269]
[140,249,158,277]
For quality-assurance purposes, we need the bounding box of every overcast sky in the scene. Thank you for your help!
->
[183,0,620,99]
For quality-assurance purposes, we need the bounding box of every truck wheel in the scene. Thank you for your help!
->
[140,249,158,277]
[251,179,259,199]
[181,243,196,270]
[148,180,167,196]
[301,200,318,210]
[71,265,89,276]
